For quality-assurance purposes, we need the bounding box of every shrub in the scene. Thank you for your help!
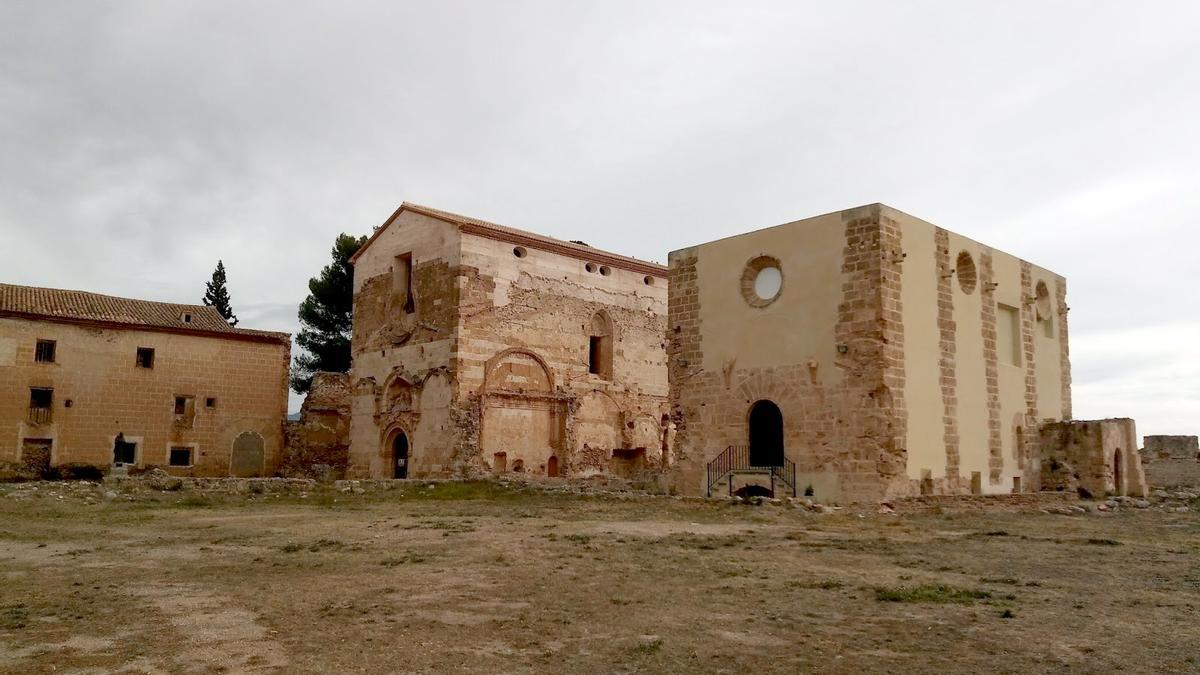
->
[874,584,991,604]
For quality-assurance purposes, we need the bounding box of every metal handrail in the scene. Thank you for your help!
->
[706,445,796,497]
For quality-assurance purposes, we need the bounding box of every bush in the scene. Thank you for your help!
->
[874,584,992,604]
[56,464,107,481]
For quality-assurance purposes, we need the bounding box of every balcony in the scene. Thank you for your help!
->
[28,406,52,425]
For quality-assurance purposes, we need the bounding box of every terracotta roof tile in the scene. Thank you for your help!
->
[0,283,289,343]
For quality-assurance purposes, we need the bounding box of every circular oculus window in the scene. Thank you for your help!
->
[740,255,784,307]
[956,251,977,294]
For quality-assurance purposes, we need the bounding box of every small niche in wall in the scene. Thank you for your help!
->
[956,251,977,294]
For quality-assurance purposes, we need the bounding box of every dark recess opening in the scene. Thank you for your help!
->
[748,400,784,466]
[588,336,602,375]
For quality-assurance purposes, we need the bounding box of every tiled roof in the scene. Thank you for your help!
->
[351,202,669,277]
[0,283,289,343]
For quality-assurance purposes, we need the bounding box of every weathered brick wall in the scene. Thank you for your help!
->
[348,207,669,481]
[282,372,351,478]
[1139,435,1200,487]
[1038,419,1147,497]
[1142,435,1199,459]
[454,232,669,480]
[0,317,289,476]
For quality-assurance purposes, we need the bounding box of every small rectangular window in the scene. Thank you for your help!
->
[168,446,193,467]
[173,395,195,428]
[394,253,414,313]
[28,387,53,424]
[589,336,602,375]
[206,397,217,408]
[35,339,56,363]
[113,439,137,465]
[136,347,155,369]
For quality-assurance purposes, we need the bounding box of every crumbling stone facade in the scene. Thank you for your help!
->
[1039,419,1148,497]
[282,372,351,479]
[0,284,290,477]
[668,204,1073,501]
[347,203,670,481]
[1139,435,1200,487]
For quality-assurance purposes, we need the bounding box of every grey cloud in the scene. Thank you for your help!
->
[1,1,1197,426]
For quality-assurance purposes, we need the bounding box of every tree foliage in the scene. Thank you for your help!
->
[202,260,239,326]
[291,233,367,393]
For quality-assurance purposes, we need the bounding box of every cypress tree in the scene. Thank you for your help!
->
[202,260,239,326]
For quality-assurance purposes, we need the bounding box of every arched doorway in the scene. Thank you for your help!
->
[392,431,409,479]
[231,431,264,477]
[1113,449,1122,496]
[748,400,784,467]
[547,455,559,477]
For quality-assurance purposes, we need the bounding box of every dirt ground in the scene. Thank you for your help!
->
[1,482,1197,674]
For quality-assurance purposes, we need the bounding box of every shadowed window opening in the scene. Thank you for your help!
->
[392,432,409,479]
[169,447,193,467]
[748,400,784,467]
[35,339,55,363]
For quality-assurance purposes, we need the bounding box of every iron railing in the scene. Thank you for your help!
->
[706,445,796,498]
[27,406,51,425]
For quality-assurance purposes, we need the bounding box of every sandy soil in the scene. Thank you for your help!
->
[0,483,1197,674]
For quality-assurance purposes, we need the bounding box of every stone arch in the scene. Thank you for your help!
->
[381,370,417,411]
[483,348,554,393]
[748,400,784,467]
[383,424,412,479]
[230,431,265,477]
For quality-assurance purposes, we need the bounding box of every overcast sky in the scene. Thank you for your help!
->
[1,1,1196,434]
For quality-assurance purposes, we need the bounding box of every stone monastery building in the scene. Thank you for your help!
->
[0,284,291,476]
[347,203,670,480]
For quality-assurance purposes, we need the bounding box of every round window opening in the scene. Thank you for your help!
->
[740,255,784,307]
[754,266,782,300]
[956,251,977,294]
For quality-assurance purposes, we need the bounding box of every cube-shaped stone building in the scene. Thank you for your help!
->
[667,204,1074,501]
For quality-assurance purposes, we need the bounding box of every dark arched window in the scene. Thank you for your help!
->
[588,311,614,380]
[748,400,784,466]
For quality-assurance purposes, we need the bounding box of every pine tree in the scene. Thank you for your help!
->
[202,260,239,326]
[291,233,367,393]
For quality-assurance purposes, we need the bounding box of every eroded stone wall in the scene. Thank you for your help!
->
[347,207,669,482]
[1038,418,1147,497]
[1139,435,1200,487]
[282,372,351,479]
[347,211,460,479]
[454,232,669,481]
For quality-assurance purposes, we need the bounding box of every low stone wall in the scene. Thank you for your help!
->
[1139,435,1200,488]
[1142,460,1200,489]
[888,491,1078,514]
